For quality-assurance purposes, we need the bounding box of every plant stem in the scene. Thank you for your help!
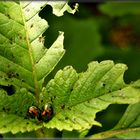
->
[87,127,140,139]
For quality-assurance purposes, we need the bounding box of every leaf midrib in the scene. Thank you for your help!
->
[53,83,128,121]
[19,2,40,103]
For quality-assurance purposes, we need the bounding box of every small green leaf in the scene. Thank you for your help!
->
[47,2,78,16]
[113,101,140,138]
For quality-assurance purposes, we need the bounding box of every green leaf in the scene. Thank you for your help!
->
[0,88,35,117]
[47,2,78,16]
[113,101,140,138]
[41,60,140,131]
[99,3,140,17]
[0,1,77,134]
[0,112,42,134]
[0,1,76,92]
[0,1,66,93]
[0,88,42,134]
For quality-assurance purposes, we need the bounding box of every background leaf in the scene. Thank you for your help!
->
[99,3,140,17]
[113,101,140,138]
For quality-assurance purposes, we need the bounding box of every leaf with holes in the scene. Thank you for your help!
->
[1,0,140,137]
[0,1,77,134]
[40,60,140,131]
[0,1,65,93]
[0,88,42,134]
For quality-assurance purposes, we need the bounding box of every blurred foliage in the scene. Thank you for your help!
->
[99,3,140,17]
[39,2,140,136]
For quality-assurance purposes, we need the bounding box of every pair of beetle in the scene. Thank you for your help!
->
[28,103,53,122]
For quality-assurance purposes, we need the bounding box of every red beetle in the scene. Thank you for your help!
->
[28,106,41,120]
[42,103,53,121]
[28,104,53,121]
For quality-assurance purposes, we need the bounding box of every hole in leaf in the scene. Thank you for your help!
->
[102,83,106,87]
[67,107,71,110]
[2,107,6,111]
[0,85,16,95]
[7,14,10,18]
[50,97,53,102]
[15,73,19,77]
[61,104,65,109]
[70,88,73,92]
[3,107,11,112]
[7,72,16,78]
[39,5,59,49]
[65,117,68,120]
[21,79,25,82]
[19,111,23,115]
[30,24,33,28]
[19,35,22,40]
[10,41,13,45]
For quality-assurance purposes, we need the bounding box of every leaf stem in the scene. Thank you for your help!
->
[20,2,40,104]
[87,127,140,139]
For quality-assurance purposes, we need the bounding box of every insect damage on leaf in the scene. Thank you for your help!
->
[0,0,78,134]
